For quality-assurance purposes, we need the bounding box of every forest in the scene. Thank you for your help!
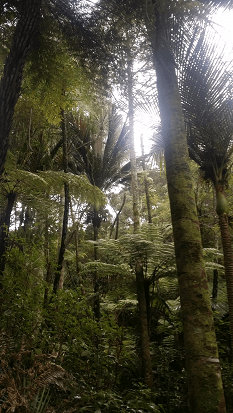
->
[1,0,233,412]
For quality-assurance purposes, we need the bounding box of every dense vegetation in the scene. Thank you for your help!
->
[1,0,233,412]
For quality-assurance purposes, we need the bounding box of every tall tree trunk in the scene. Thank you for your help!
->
[44,215,52,307]
[0,191,16,287]
[145,8,226,410]
[53,111,69,294]
[70,199,80,277]
[93,208,100,321]
[215,185,233,352]
[127,52,153,389]
[0,0,42,175]
[140,135,152,223]
[127,54,140,232]
[135,262,153,388]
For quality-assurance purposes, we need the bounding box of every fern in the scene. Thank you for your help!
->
[0,332,67,413]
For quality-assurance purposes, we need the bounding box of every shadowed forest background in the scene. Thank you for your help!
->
[1,0,233,412]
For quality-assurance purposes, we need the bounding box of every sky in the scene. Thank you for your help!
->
[86,2,233,155]
[133,8,233,154]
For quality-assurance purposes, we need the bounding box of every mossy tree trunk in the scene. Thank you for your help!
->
[0,0,42,175]
[145,11,226,410]
[215,185,233,352]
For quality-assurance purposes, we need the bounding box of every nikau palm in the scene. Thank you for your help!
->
[67,106,130,319]
[181,28,233,351]
[94,0,228,409]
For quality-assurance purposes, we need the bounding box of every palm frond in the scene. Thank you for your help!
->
[179,25,233,184]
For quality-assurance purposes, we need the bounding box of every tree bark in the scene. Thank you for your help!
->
[156,52,225,413]
[140,135,152,223]
[145,10,226,410]
[53,111,69,294]
[0,191,16,286]
[135,261,153,388]
[0,0,42,175]
[216,187,233,352]
[93,208,100,321]
[109,193,126,240]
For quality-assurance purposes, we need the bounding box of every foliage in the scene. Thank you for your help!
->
[1,1,233,412]
[0,331,66,413]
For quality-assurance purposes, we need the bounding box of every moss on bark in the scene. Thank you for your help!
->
[147,16,226,410]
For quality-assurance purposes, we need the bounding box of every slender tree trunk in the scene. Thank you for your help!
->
[70,199,80,276]
[53,111,69,294]
[135,262,153,388]
[216,186,233,352]
[145,10,226,410]
[109,193,126,240]
[0,192,16,287]
[127,52,153,389]
[212,269,218,301]
[127,54,140,232]
[93,209,100,320]
[140,135,152,223]
[0,0,42,175]
[44,216,52,307]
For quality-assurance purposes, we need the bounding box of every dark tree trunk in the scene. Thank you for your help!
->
[0,0,42,175]
[0,191,16,286]
[135,262,153,388]
[109,193,126,240]
[53,111,69,294]
[93,209,100,321]
[53,182,69,294]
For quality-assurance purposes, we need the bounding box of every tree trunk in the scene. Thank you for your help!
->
[135,261,153,388]
[70,199,80,276]
[216,186,233,352]
[0,0,42,175]
[127,52,153,389]
[127,54,140,232]
[93,209,100,321]
[109,193,126,240]
[140,135,152,224]
[0,191,16,286]
[212,269,218,302]
[145,9,226,409]
[44,216,52,307]
[53,111,69,294]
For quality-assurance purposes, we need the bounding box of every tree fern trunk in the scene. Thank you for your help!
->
[147,19,226,411]
[0,0,42,175]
